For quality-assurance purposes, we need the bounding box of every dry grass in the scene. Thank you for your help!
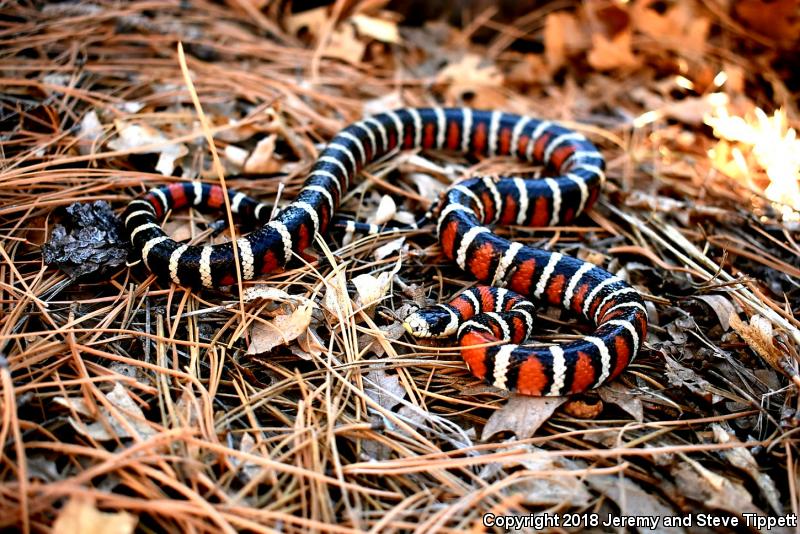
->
[1,1,799,532]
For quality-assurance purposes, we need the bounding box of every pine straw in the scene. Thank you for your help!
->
[1,1,799,532]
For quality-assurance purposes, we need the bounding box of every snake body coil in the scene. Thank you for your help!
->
[123,108,647,396]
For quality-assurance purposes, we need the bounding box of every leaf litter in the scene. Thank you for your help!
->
[4,0,800,532]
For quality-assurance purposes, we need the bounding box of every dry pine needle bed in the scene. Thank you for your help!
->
[1,1,800,532]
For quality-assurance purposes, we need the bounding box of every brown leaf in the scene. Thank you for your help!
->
[290,327,325,361]
[372,194,396,225]
[365,369,406,411]
[437,54,506,107]
[247,302,314,355]
[57,383,157,441]
[631,0,711,53]
[694,294,737,331]
[587,476,682,534]
[662,96,714,126]
[729,313,784,373]
[598,382,644,422]
[543,11,587,71]
[587,31,639,71]
[735,0,800,43]
[482,395,567,440]
[325,23,367,65]
[672,460,764,519]
[53,497,137,534]
[244,134,282,174]
[663,353,714,401]
[514,448,593,507]
[107,121,188,176]
[712,424,782,514]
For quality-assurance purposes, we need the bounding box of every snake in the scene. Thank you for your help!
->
[122,108,647,396]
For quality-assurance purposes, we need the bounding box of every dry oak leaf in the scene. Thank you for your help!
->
[53,497,137,534]
[107,121,188,176]
[244,134,282,174]
[587,30,639,71]
[631,0,711,53]
[56,382,157,441]
[587,476,682,534]
[672,460,767,520]
[325,22,367,65]
[543,11,588,71]
[482,395,568,440]
[437,54,505,107]
[247,301,314,355]
[365,369,406,411]
[713,424,782,514]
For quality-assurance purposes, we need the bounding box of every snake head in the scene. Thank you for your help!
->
[403,305,458,338]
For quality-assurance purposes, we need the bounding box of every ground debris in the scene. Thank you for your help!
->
[42,201,128,280]
[3,0,800,531]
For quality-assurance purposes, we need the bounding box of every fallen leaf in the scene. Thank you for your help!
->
[543,11,587,71]
[358,321,406,358]
[662,353,713,400]
[587,476,682,534]
[244,134,281,174]
[325,23,367,65]
[598,382,643,422]
[729,313,784,372]
[631,0,711,53]
[352,257,402,312]
[506,54,550,86]
[352,272,391,310]
[241,286,296,304]
[247,302,314,355]
[231,433,263,483]
[694,294,737,331]
[482,395,567,440]
[351,14,400,44]
[323,268,350,319]
[291,327,326,360]
[437,54,505,107]
[712,424,782,514]
[672,460,765,519]
[53,497,137,534]
[663,96,714,126]
[587,30,639,71]
[225,144,249,168]
[77,110,103,155]
[57,382,157,441]
[408,172,445,199]
[514,447,593,507]
[365,369,406,411]
[372,194,396,224]
[107,121,187,176]
[734,0,800,43]
[393,210,417,226]
[363,92,405,116]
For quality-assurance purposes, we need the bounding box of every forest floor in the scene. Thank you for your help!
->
[1,1,800,532]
